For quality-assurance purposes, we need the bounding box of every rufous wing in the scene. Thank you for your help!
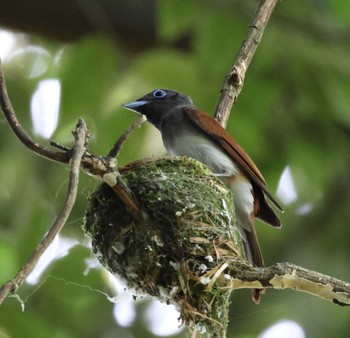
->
[184,107,283,215]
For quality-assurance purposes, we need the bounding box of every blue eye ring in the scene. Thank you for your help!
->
[152,89,167,99]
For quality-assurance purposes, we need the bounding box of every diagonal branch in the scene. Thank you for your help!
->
[107,115,146,158]
[214,0,278,127]
[0,60,70,163]
[0,119,88,305]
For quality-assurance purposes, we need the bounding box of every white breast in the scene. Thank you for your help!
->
[165,134,239,176]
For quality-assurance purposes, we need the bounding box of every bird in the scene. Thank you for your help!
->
[122,89,283,302]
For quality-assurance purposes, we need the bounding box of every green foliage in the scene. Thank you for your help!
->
[1,1,350,338]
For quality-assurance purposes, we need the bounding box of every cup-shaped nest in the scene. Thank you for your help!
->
[84,157,247,337]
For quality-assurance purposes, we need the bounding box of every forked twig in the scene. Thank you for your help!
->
[0,61,150,304]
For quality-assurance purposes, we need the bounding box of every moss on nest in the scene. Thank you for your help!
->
[84,156,247,337]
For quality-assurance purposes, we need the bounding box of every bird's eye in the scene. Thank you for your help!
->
[152,89,167,99]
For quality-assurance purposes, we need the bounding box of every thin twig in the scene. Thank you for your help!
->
[103,114,149,223]
[214,0,278,127]
[0,119,87,305]
[0,62,104,176]
[0,60,70,163]
[0,58,147,229]
[107,115,147,158]
[102,165,147,223]
[50,141,70,152]
[0,59,146,184]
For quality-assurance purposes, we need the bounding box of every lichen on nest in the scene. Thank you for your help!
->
[83,156,247,337]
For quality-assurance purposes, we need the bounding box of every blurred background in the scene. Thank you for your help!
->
[0,0,350,337]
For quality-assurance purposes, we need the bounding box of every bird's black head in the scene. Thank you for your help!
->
[122,89,193,128]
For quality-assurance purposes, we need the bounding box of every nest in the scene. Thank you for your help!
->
[83,157,248,337]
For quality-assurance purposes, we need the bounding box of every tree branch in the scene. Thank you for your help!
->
[0,60,70,163]
[0,61,149,303]
[107,115,146,158]
[222,262,350,306]
[0,119,88,305]
[0,57,149,235]
[214,0,278,127]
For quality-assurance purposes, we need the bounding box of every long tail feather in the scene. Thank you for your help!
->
[242,223,265,304]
